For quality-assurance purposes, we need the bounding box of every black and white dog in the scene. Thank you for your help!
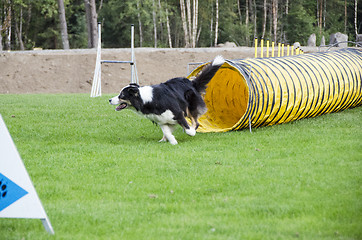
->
[109,56,224,145]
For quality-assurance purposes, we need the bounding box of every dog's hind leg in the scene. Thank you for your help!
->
[185,126,196,137]
[186,108,199,130]
[186,94,205,131]
[188,114,200,130]
[160,124,178,145]
[176,113,196,137]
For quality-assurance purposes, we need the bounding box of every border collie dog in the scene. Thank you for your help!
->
[109,55,224,145]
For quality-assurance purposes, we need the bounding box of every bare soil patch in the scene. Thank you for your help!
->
[0,47,321,94]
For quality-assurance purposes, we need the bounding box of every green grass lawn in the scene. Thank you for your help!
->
[0,94,361,240]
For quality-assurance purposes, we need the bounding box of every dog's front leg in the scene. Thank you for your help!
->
[159,125,175,142]
[160,125,178,145]
[159,135,167,142]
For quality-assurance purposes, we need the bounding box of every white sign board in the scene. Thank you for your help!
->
[0,114,54,234]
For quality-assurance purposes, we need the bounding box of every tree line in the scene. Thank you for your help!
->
[0,0,360,50]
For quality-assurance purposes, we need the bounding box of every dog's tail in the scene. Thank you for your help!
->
[192,55,225,93]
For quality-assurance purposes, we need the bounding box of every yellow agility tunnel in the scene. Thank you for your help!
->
[188,48,362,132]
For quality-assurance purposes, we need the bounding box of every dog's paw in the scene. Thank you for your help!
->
[159,136,167,142]
[159,135,178,145]
[185,127,196,136]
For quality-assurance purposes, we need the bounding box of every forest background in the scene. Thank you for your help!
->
[0,0,361,51]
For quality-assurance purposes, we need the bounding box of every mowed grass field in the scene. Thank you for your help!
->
[0,94,361,240]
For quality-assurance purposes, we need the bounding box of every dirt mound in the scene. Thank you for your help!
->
[0,47,321,94]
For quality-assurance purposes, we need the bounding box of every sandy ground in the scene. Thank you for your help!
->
[0,46,324,94]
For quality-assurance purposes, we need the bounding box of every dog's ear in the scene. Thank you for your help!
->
[128,86,140,96]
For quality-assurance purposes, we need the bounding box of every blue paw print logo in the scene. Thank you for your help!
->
[0,180,8,200]
[0,173,28,211]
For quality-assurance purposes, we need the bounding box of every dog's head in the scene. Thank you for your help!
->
[109,83,140,111]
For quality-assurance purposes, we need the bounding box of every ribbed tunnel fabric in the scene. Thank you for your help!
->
[188,48,362,133]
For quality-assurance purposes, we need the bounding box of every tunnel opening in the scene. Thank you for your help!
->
[189,62,250,132]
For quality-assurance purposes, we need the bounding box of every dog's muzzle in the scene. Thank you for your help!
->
[109,97,128,111]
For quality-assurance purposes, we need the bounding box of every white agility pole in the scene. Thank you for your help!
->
[91,23,138,97]
[131,24,136,84]
[90,23,102,97]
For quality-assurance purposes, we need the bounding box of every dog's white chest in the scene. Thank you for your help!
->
[145,110,177,125]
